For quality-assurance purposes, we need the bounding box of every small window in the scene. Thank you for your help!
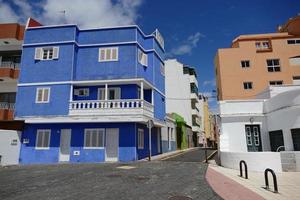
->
[243,82,253,90]
[84,129,104,148]
[98,88,105,100]
[138,49,148,66]
[287,39,300,45]
[241,60,250,68]
[293,76,300,85]
[267,59,281,72]
[35,47,59,60]
[108,88,121,100]
[36,88,50,103]
[160,63,165,76]
[138,129,144,149]
[269,81,283,86]
[255,41,271,50]
[74,88,89,97]
[98,47,118,62]
[289,56,300,66]
[36,129,51,149]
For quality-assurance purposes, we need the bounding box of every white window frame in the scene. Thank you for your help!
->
[84,128,105,149]
[138,49,148,66]
[241,60,250,68]
[267,59,281,72]
[35,129,51,150]
[287,39,300,45]
[74,88,89,97]
[98,47,118,62]
[35,87,50,103]
[138,129,144,149]
[243,82,253,90]
[97,88,105,100]
[35,47,59,60]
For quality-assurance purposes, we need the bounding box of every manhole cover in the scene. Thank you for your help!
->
[168,196,193,200]
[106,174,122,178]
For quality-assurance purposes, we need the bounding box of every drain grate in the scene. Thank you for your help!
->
[168,196,193,200]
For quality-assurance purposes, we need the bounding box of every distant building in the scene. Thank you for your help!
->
[16,19,166,164]
[202,96,217,148]
[165,59,204,147]
[0,23,24,166]
[215,15,300,100]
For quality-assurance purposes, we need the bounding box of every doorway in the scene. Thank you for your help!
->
[105,128,119,162]
[59,129,71,162]
[245,125,262,152]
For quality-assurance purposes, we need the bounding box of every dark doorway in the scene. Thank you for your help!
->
[245,125,262,152]
[269,130,284,152]
[291,128,300,151]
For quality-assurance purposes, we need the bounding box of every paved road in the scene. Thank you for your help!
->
[0,149,221,200]
[163,148,217,162]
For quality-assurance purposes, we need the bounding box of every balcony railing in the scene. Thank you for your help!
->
[69,99,154,117]
[0,61,20,69]
[0,102,15,110]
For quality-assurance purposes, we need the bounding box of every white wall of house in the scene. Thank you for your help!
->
[161,117,177,152]
[165,59,193,127]
[0,130,21,166]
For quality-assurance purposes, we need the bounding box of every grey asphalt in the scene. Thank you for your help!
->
[0,149,221,200]
[163,148,217,162]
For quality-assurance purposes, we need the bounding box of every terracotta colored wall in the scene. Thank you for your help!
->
[215,35,300,100]
[0,68,20,79]
[0,109,14,120]
[0,24,25,40]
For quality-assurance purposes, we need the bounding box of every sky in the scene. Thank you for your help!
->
[0,0,299,111]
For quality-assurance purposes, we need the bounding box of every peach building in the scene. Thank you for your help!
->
[215,15,300,100]
[0,23,24,120]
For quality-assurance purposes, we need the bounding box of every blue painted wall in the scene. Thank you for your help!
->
[19,122,161,164]
[15,84,71,117]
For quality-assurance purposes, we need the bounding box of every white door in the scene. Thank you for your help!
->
[59,129,71,162]
[105,128,119,162]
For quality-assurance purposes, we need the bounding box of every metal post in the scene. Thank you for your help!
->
[149,126,152,161]
[264,168,278,193]
[205,148,208,163]
[239,160,248,179]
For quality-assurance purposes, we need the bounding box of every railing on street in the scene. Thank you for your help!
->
[0,102,15,110]
[264,168,278,193]
[239,160,248,179]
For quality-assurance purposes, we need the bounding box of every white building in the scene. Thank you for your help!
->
[165,59,204,146]
[219,85,300,172]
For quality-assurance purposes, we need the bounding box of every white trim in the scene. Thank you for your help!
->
[35,129,51,150]
[98,47,119,62]
[83,128,105,149]
[35,87,50,103]
[18,78,165,97]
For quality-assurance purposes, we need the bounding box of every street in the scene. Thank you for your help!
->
[0,148,221,200]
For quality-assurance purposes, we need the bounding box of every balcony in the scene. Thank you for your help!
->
[69,99,154,119]
[0,61,20,79]
[0,102,15,120]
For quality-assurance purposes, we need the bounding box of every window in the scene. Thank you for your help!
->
[269,80,283,86]
[243,82,253,90]
[170,128,174,140]
[137,88,141,99]
[98,47,118,62]
[97,87,121,100]
[138,49,148,66]
[287,39,300,45]
[84,129,104,148]
[241,60,250,68]
[74,88,89,96]
[255,41,271,50]
[36,129,51,149]
[35,47,59,60]
[36,88,50,103]
[245,127,252,145]
[160,63,165,76]
[293,76,300,85]
[138,129,144,149]
[267,59,281,72]
[289,56,300,66]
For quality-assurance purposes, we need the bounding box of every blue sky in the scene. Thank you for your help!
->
[1,0,299,111]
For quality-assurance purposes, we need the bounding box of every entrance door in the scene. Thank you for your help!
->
[269,130,284,152]
[59,129,71,162]
[157,128,161,153]
[105,128,119,162]
[291,129,300,151]
[245,125,262,152]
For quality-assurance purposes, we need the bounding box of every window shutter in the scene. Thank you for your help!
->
[106,48,111,60]
[53,47,59,59]
[34,48,42,60]
[112,48,118,60]
[37,89,43,102]
[43,89,49,102]
[99,49,105,61]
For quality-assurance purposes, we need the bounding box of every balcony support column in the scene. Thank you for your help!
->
[105,84,108,100]
[140,81,144,100]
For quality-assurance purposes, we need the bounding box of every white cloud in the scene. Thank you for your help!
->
[0,0,143,28]
[0,0,20,23]
[203,79,216,87]
[169,32,205,56]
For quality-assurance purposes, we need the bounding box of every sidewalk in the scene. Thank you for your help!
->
[207,162,300,200]
[141,147,200,161]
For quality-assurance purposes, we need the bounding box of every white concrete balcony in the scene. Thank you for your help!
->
[189,75,198,87]
[190,93,199,100]
[69,99,154,119]
[192,125,201,133]
[191,108,199,116]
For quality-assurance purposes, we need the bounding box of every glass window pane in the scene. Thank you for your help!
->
[38,89,43,102]
[43,131,50,147]
[98,130,104,147]
[112,48,117,60]
[43,89,49,102]
[37,131,43,147]
[106,49,111,60]
[100,49,105,60]
[85,131,91,147]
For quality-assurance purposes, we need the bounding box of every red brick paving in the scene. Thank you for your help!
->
[206,166,265,200]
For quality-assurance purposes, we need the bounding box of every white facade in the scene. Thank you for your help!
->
[161,116,177,152]
[219,85,300,153]
[0,130,21,166]
[165,59,204,144]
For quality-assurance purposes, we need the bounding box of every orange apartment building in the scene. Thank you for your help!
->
[215,15,300,100]
[0,23,24,120]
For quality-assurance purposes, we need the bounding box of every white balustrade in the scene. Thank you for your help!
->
[0,102,15,109]
[69,99,154,115]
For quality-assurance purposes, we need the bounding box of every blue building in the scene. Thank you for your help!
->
[15,20,166,164]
